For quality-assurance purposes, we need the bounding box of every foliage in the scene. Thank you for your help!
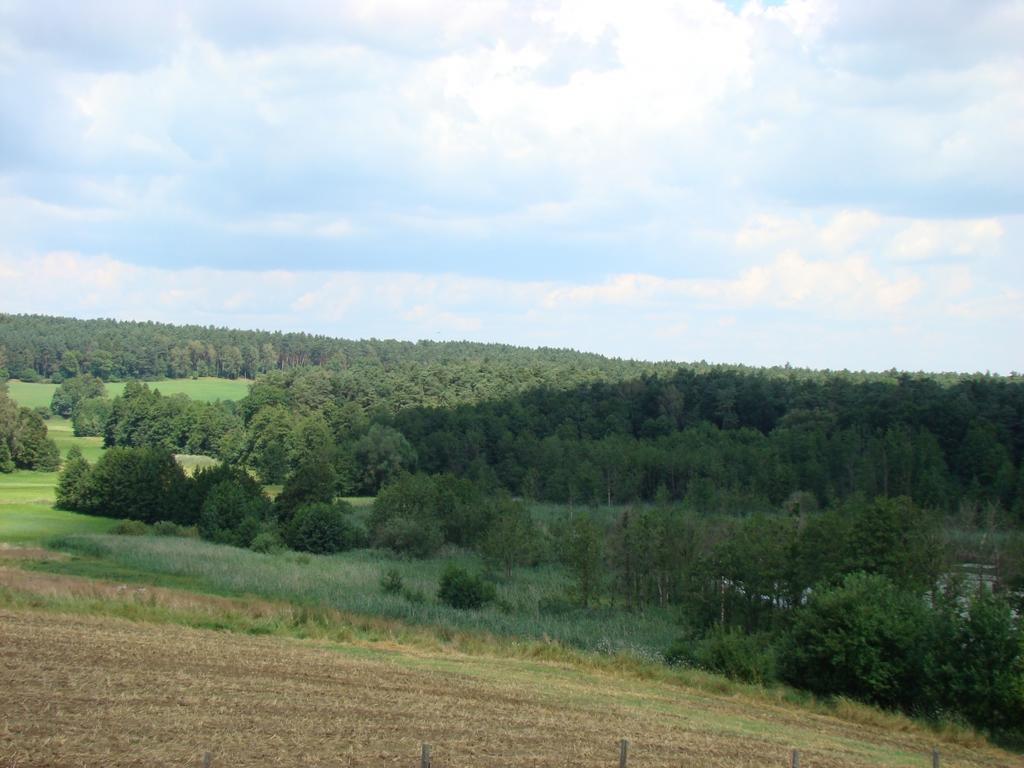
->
[111,519,150,536]
[783,573,935,711]
[565,515,605,608]
[70,446,191,524]
[199,480,270,547]
[152,520,198,538]
[380,567,404,595]
[482,497,536,578]
[72,397,112,437]
[666,627,778,686]
[284,501,362,554]
[50,374,105,418]
[437,563,497,610]
[274,459,338,522]
[250,530,285,554]
[929,588,1024,736]
[0,439,13,473]
[55,446,92,510]
[0,388,60,471]
[353,425,416,494]
[369,473,445,557]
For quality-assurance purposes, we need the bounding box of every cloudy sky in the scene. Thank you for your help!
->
[1,0,1021,372]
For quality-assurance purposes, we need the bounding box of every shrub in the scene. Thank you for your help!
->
[54,450,91,512]
[284,501,361,554]
[152,521,199,538]
[199,479,270,547]
[250,530,285,554]
[380,567,404,595]
[72,397,112,437]
[375,515,443,558]
[437,564,496,610]
[782,572,930,711]
[666,627,777,685]
[111,519,150,536]
[81,447,191,523]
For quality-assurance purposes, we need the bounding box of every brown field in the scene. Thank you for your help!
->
[0,568,1021,768]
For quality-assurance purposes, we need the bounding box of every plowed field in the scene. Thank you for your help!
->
[2,607,1019,768]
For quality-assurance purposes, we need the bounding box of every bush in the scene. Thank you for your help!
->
[437,564,496,610]
[80,447,191,523]
[151,521,199,538]
[375,515,443,558]
[250,530,285,554]
[199,479,270,548]
[782,572,930,711]
[284,501,362,554]
[111,519,150,536]
[380,567,404,595]
[667,627,777,685]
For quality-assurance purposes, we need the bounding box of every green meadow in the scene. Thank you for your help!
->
[6,377,251,409]
[0,472,116,543]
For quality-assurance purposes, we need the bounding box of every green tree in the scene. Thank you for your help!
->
[0,438,13,473]
[72,397,112,437]
[566,515,605,608]
[354,425,416,494]
[782,572,930,711]
[274,459,338,522]
[284,501,361,554]
[437,563,496,610]
[55,446,91,510]
[482,497,535,578]
[933,589,1024,735]
[369,472,443,557]
[80,447,191,524]
[198,479,270,547]
[50,374,106,418]
[10,408,60,470]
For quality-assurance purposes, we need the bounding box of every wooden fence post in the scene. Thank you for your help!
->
[421,743,431,768]
[932,748,940,768]
[791,748,800,768]
[619,739,629,768]
[202,752,212,768]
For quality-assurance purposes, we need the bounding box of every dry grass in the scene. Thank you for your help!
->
[1,568,1021,768]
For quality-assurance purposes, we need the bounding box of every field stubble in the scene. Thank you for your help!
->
[1,565,1020,768]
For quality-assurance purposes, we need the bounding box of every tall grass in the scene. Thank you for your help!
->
[47,534,679,658]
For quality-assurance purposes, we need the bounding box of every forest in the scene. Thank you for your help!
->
[3,312,1024,742]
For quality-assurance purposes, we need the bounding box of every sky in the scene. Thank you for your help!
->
[0,0,1022,373]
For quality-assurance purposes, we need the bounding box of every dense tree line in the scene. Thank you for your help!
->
[82,362,1024,519]
[0,313,673,400]
[389,369,1024,514]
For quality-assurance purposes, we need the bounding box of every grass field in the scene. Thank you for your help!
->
[0,412,114,543]
[0,567,1011,768]
[0,472,116,542]
[45,416,105,461]
[41,534,679,658]
[6,377,251,409]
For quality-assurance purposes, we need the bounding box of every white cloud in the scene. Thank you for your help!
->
[227,214,355,239]
[888,218,1003,262]
[0,1,1021,372]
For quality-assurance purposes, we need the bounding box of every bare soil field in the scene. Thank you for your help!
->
[2,596,1021,768]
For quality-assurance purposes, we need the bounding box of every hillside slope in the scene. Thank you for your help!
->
[1,569,1018,768]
